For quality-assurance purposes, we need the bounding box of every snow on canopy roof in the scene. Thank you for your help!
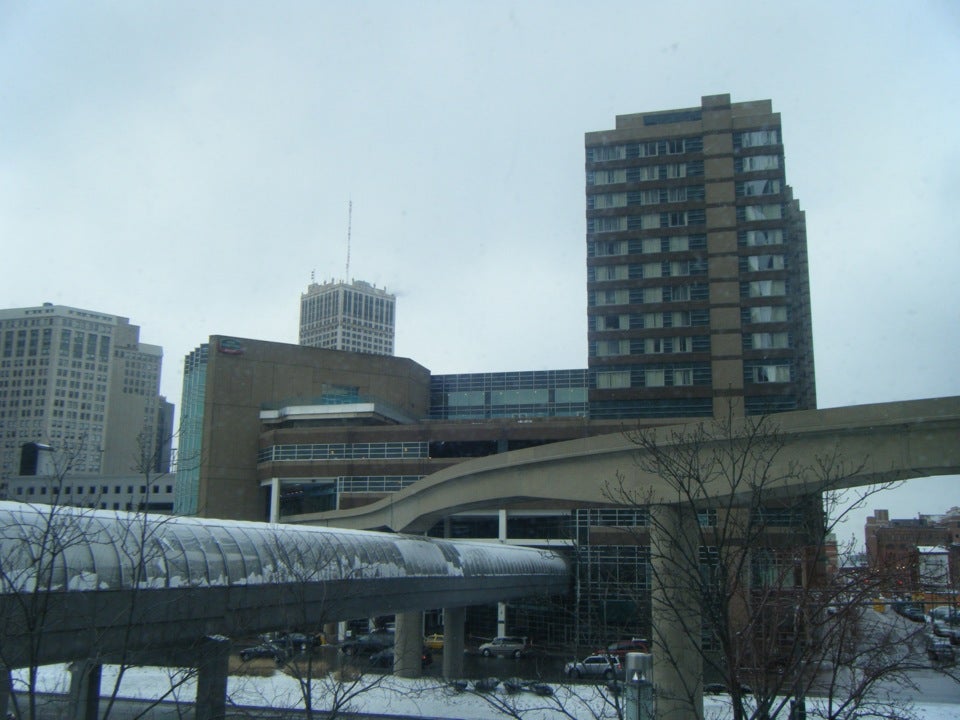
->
[0,501,568,593]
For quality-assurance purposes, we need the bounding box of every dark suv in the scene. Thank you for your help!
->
[340,632,394,656]
[239,642,285,662]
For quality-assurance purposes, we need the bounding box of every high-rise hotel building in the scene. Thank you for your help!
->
[0,304,168,481]
[585,94,816,420]
[299,279,396,356]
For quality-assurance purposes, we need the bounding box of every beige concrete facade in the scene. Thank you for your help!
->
[186,336,431,520]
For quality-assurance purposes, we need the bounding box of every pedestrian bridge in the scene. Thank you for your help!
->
[0,502,568,669]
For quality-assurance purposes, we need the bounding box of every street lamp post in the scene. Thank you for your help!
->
[624,652,654,720]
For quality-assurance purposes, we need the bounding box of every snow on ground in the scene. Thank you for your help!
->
[14,664,960,719]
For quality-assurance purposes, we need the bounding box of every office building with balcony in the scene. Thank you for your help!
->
[173,336,619,523]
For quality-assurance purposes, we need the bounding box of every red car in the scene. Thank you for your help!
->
[596,638,649,660]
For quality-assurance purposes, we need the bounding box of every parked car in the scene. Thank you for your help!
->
[239,643,285,662]
[929,605,958,622]
[503,679,553,696]
[369,646,433,669]
[893,602,926,623]
[901,606,927,623]
[478,636,529,658]
[258,630,325,651]
[473,677,499,692]
[564,654,623,680]
[933,619,960,644]
[704,682,753,696]
[340,632,394,656]
[928,637,956,663]
[528,682,554,696]
[424,632,444,650]
[596,638,649,660]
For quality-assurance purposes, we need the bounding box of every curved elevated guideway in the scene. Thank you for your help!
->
[299,396,960,533]
[296,395,960,720]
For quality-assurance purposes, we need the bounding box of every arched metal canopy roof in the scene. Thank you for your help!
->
[0,502,569,667]
[0,501,568,593]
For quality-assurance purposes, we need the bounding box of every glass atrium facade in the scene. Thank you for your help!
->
[430,370,589,420]
[173,344,208,516]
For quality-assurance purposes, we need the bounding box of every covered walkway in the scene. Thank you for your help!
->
[0,501,569,719]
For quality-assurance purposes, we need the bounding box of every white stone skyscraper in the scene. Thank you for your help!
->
[0,303,166,481]
[299,279,396,356]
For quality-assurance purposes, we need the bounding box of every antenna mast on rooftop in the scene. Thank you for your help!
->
[345,200,352,282]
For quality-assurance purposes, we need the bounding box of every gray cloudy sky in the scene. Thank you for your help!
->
[2,1,958,545]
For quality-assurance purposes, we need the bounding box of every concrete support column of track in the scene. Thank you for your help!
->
[496,509,509,637]
[196,635,231,720]
[650,504,703,720]
[0,665,11,719]
[496,602,507,638]
[441,606,466,679]
[268,478,281,523]
[394,611,423,678]
[323,622,338,646]
[68,658,102,720]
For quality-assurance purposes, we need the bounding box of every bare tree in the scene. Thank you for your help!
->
[436,676,626,720]
[0,429,202,720]
[602,410,928,720]
[227,527,388,720]
[0,434,97,720]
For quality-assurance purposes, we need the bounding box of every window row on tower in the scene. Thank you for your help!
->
[591,335,711,357]
[590,283,710,306]
[585,136,704,162]
[587,210,707,234]
[587,185,706,209]
[589,258,708,282]
[587,160,705,186]
[589,234,707,257]
[592,309,710,331]
[585,128,778,167]
[593,363,712,389]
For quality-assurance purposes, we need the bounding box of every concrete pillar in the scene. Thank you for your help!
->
[323,622,338,645]
[68,658,102,720]
[442,606,466,679]
[0,665,11,719]
[393,611,423,679]
[650,504,703,720]
[496,602,507,638]
[196,635,231,720]
[268,478,281,522]
[497,509,509,638]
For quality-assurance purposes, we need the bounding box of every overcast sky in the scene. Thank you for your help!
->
[2,1,958,545]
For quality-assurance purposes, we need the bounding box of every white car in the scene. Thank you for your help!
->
[478,636,529,658]
[564,654,623,679]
